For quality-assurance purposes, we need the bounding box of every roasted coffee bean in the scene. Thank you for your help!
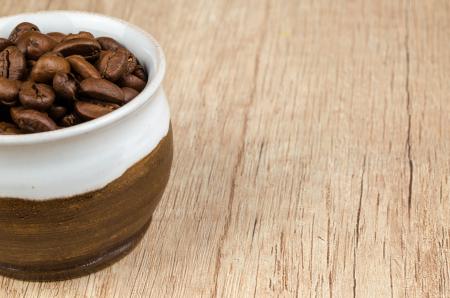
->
[118,73,146,92]
[9,22,39,43]
[122,87,139,103]
[97,36,122,51]
[63,31,95,41]
[0,24,148,134]
[16,32,57,60]
[19,81,55,111]
[0,78,20,106]
[10,107,58,133]
[97,37,137,74]
[0,38,13,52]
[96,49,128,81]
[0,46,26,80]
[47,32,66,43]
[67,55,100,79]
[97,37,136,74]
[48,105,67,121]
[53,72,78,101]
[75,100,119,120]
[79,78,125,104]
[133,64,147,81]
[0,121,22,134]
[53,38,101,60]
[30,53,70,83]
[124,51,137,74]
[59,113,80,127]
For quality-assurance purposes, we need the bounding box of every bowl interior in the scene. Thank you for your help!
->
[0,11,165,144]
[0,11,157,79]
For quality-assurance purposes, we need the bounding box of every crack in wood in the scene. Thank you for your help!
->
[404,0,414,220]
[353,155,366,298]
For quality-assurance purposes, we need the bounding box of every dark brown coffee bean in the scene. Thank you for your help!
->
[0,38,13,52]
[59,113,80,127]
[66,55,100,79]
[63,31,95,41]
[118,73,146,92]
[0,24,148,133]
[122,87,139,103]
[8,22,39,43]
[53,72,78,101]
[96,37,122,51]
[0,46,26,80]
[48,105,67,121]
[19,81,55,111]
[74,100,119,120]
[16,32,57,60]
[79,78,125,104]
[47,32,66,43]
[10,107,58,133]
[0,121,22,134]
[133,64,147,81]
[30,53,70,83]
[0,78,20,106]
[125,51,137,74]
[52,38,101,60]
[96,49,128,81]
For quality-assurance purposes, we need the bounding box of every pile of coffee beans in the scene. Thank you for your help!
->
[0,22,148,134]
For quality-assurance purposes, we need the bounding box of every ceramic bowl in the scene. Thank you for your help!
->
[0,11,172,281]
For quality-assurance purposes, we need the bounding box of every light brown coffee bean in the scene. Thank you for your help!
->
[79,78,125,104]
[96,49,128,81]
[122,87,139,103]
[9,22,39,43]
[66,55,100,79]
[0,46,26,80]
[0,38,14,52]
[96,37,122,51]
[63,31,95,41]
[16,31,57,60]
[53,38,101,60]
[0,78,20,106]
[75,100,119,120]
[118,73,146,92]
[124,51,137,75]
[53,72,78,101]
[47,32,66,43]
[30,53,70,83]
[10,107,58,133]
[133,64,147,81]
[19,81,55,111]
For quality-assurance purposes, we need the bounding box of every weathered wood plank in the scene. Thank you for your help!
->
[0,0,449,297]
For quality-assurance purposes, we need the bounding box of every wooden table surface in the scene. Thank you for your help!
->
[1,0,449,297]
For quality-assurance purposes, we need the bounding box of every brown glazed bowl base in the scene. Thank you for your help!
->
[0,218,151,282]
[0,126,173,282]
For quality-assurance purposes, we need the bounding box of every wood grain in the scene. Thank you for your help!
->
[1,0,449,297]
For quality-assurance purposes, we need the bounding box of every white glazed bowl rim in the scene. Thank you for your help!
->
[0,10,166,145]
